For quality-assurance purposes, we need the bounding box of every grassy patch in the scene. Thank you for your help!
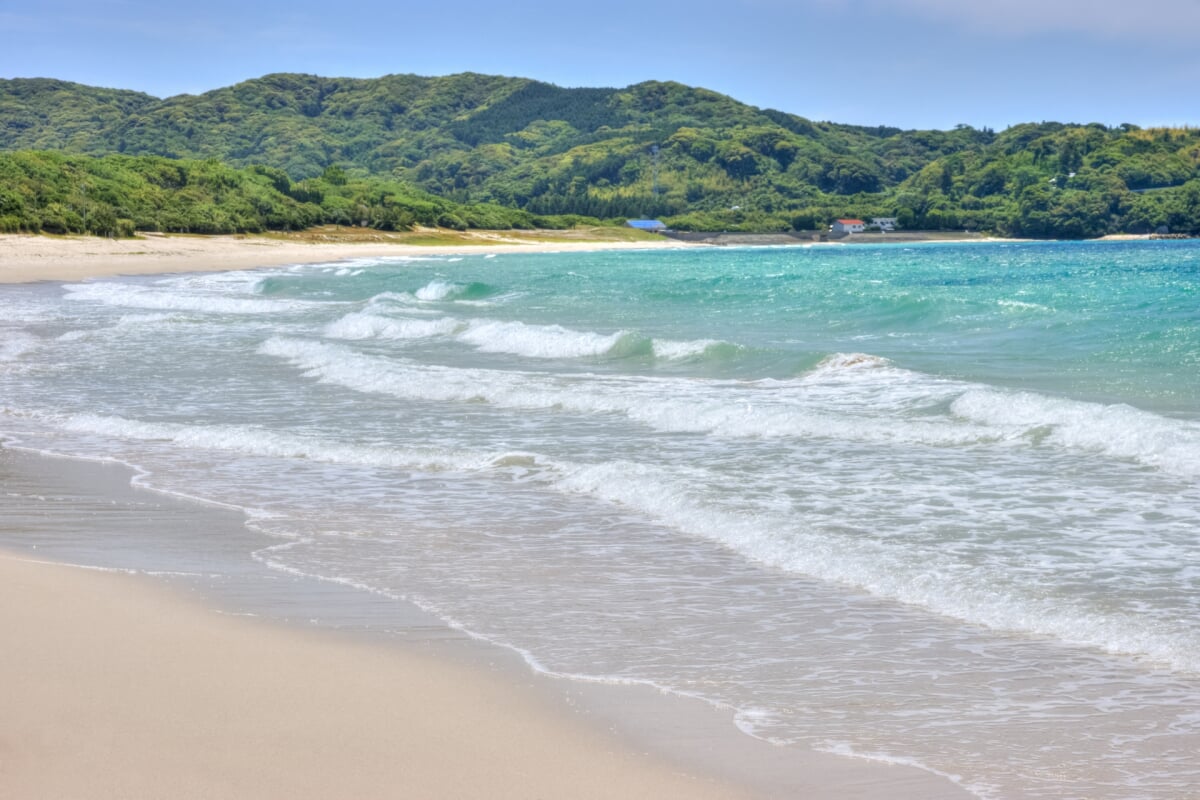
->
[258,225,667,246]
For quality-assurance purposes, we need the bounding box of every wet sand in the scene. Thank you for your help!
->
[0,445,977,799]
[0,545,754,800]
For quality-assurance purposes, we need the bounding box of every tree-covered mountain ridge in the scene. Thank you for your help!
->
[2,72,1199,237]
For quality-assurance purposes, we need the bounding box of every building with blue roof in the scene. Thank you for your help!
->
[625,219,667,232]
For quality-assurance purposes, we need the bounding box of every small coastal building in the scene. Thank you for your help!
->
[831,218,865,234]
[870,217,898,232]
[626,219,667,232]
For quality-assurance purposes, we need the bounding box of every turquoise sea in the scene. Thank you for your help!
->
[2,239,1199,798]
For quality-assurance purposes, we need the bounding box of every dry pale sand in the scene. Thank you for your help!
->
[0,552,748,800]
[0,231,697,284]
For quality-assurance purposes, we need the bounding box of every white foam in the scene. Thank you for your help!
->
[953,389,1200,477]
[286,256,402,272]
[162,269,274,291]
[0,331,39,361]
[815,741,995,799]
[366,291,415,305]
[792,353,980,416]
[414,280,459,301]
[650,338,724,360]
[544,452,1200,672]
[452,319,728,361]
[64,282,309,315]
[358,291,439,312]
[323,312,461,341]
[57,412,540,475]
[256,338,1004,448]
[458,320,628,359]
[998,299,1052,312]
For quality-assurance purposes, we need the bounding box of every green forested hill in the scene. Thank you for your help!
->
[0,79,157,152]
[2,72,1199,237]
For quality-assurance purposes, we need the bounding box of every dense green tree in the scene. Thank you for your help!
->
[0,151,585,236]
[3,74,1200,236]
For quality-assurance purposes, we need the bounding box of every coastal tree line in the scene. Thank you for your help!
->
[0,151,594,236]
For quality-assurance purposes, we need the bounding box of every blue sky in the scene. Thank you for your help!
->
[2,0,1197,130]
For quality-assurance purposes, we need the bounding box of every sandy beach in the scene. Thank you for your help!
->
[0,230,697,284]
[0,231,982,799]
[0,445,974,800]
[0,229,1049,284]
[0,232,737,799]
[0,550,752,800]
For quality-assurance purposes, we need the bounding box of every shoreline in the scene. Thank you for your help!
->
[0,447,746,799]
[0,230,700,284]
[0,445,975,799]
[1,229,1167,285]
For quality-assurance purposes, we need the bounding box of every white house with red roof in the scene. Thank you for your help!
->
[831,218,865,234]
